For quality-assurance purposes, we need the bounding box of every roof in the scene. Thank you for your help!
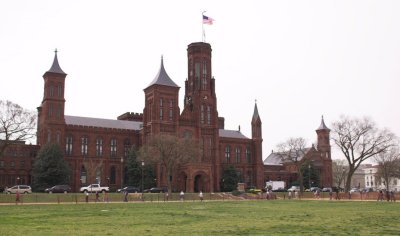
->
[146,56,179,88]
[46,50,66,75]
[65,115,142,130]
[264,148,312,166]
[263,152,283,166]
[316,116,330,131]
[252,102,260,121]
[219,129,249,139]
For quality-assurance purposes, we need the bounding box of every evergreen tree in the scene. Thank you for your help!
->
[32,143,71,191]
[220,165,239,192]
[126,147,156,191]
[300,161,320,189]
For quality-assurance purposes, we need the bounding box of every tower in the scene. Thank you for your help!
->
[143,56,180,141]
[37,50,67,146]
[182,42,220,192]
[316,116,331,159]
[251,101,264,188]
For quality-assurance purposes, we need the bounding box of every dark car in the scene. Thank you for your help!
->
[117,186,140,193]
[144,187,167,193]
[45,185,72,193]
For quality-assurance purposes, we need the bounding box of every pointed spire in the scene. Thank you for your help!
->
[317,115,330,131]
[252,99,260,121]
[47,49,66,74]
[147,56,179,88]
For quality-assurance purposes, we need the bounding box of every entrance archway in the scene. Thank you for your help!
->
[193,171,209,192]
[177,172,187,192]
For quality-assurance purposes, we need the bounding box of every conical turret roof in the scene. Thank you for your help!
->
[252,100,260,121]
[317,116,330,131]
[147,56,178,88]
[46,49,66,75]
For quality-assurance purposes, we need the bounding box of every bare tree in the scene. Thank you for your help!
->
[82,159,103,184]
[374,147,400,191]
[0,100,36,157]
[331,116,397,192]
[139,133,200,193]
[332,159,348,190]
[277,137,307,192]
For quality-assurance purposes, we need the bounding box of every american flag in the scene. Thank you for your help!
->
[203,15,214,25]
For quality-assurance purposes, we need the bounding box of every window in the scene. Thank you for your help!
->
[246,148,251,163]
[81,136,88,155]
[20,161,25,168]
[96,138,103,157]
[195,62,201,89]
[169,99,173,121]
[160,98,163,120]
[48,103,53,117]
[49,84,54,97]
[225,146,231,163]
[80,166,87,184]
[110,138,117,157]
[207,106,211,124]
[236,147,241,163]
[57,105,62,119]
[57,84,63,97]
[0,161,4,167]
[202,61,207,90]
[47,130,51,143]
[56,131,61,143]
[66,136,73,156]
[124,139,130,157]
[11,161,15,167]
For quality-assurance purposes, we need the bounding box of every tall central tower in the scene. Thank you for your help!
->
[181,42,220,192]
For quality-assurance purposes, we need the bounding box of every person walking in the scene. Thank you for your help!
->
[85,191,89,203]
[124,191,129,202]
[199,191,204,202]
[15,191,21,205]
[95,191,100,203]
[180,190,185,202]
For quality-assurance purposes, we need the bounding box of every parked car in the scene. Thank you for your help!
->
[45,185,71,193]
[322,187,332,192]
[350,188,360,193]
[117,186,140,193]
[143,187,167,193]
[287,186,300,192]
[310,187,321,192]
[6,185,32,194]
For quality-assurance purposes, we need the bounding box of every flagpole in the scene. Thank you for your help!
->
[202,11,206,42]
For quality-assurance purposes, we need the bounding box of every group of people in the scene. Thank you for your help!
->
[377,190,396,202]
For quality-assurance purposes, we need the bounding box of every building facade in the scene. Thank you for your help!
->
[263,118,333,189]
[36,42,265,192]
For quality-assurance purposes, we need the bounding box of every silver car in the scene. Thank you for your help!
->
[6,185,32,194]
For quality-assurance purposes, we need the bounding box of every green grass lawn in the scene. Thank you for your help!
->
[0,200,399,235]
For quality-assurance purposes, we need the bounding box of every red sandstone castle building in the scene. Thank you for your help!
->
[0,42,332,191]
[35,42,264,192]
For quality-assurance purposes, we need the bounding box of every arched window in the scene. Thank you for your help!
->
[246,147,251,163]
[236,147,241,163]
[80,166,87,184]
[225,146,231,163]
[66,135,73,156]
[110,138,117,157]
[81,136,88,156]
[96,138,103,157]
[124,139,131,157]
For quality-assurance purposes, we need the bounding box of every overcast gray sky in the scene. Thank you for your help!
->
[1,0,399,162]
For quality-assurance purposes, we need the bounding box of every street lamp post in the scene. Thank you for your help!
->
[141,161,145,201]
[308,164,311,190]
[120,157,124,189]
[16,176,20,185]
